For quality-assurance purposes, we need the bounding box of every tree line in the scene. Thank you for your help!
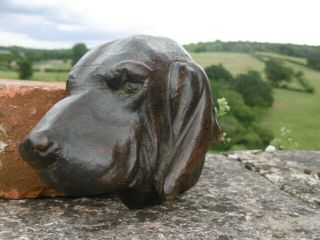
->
[0,46,72,62]
[185,40,320,70]
[1,40,319,71]
[0,43,88,79]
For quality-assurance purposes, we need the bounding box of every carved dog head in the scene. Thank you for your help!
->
[19,35,221,208]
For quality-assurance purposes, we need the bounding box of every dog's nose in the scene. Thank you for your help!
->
[19,131,57,168]
[26,132,52,152]
[31,133,50,151]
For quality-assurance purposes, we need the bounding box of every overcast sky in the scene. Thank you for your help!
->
[0,0,319,49]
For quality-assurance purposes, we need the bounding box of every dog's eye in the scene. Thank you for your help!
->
[120,81,144,95]
[106,71,122,90]
[107,69,146,96]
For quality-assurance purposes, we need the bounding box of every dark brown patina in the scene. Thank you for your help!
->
[19,35,221,208]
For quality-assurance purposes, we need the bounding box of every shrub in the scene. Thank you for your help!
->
[18,58,33,79]
[72,43,88,66]
[234,70,274,108]
[205,64,233,83]
[252,124,274,146]
[265,59,293,87]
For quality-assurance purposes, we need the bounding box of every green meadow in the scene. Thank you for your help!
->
[191,52,320,150]
[0,70,68,82]
[0,59,69,82]
[191,52,265,75]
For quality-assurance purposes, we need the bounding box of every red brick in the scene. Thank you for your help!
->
[0,79,66,199]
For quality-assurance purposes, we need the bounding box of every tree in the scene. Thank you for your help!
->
[205,64,233,83]
[72,43,88,66]
[265,59,293,87]
[234,70,274,108]
[307,50,320,70]
[18,57,33,80]
[210,79,274,150]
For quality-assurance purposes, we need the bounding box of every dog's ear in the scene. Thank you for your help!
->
[161,61,221,200]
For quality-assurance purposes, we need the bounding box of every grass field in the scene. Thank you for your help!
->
[0,70,19,79]
[34,59,71,71]
[0,70,68,82]
[256,52,308,65]
[191,52,320,150]
[191,52,265,75]
[266,62,320,150]
[0,60,70,82]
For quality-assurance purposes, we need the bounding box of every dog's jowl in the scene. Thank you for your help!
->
[19,35,221,209]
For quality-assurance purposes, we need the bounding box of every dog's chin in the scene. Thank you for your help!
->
[38,166,115,197]
[19,136,138,196]
[45,180,110,197]
[32,153,134,197]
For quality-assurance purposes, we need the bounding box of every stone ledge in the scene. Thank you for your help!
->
[1,151,320,239]
[226,150,320,206]
[0,79,65,199]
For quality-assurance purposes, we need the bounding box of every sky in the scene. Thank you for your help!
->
[0,0,319,49]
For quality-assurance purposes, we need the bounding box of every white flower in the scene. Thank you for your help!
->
[265,145,277,152]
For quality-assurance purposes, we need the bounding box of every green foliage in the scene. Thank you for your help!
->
[191,52,320,150]
[214,98,231,145]
[205,64,233,83]
[252,124,275,146]
[240,129,263,149]
[264,59,314,94]
[270,127,299,150]
[0,50,15,70]
[215,115,246,150]
[208,68,274,151]
[184,40,320,60]
[307,50,320,70]
[18,57,33,80]
[265,59,293,87]
[72,43,88,66]
[215,97,230,118]
[234,70,274,107]
[295,71,315,93]
[216,85,256,127]
[0,46,72,62]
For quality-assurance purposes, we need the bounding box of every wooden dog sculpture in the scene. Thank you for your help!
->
[19,35,221,208]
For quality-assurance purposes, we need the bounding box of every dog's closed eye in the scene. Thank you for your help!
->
[121,81,144,95]
[105,70,146,96]
[106,61,150,96]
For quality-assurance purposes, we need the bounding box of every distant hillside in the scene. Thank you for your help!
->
[1,40,319,62]
[0,46,72,62]
[190,51,320,150]
[184,40,320,60]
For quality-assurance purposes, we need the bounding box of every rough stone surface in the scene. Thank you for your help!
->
[227,150,320,206]
[1,152,320,240]
[0,79,65,199]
